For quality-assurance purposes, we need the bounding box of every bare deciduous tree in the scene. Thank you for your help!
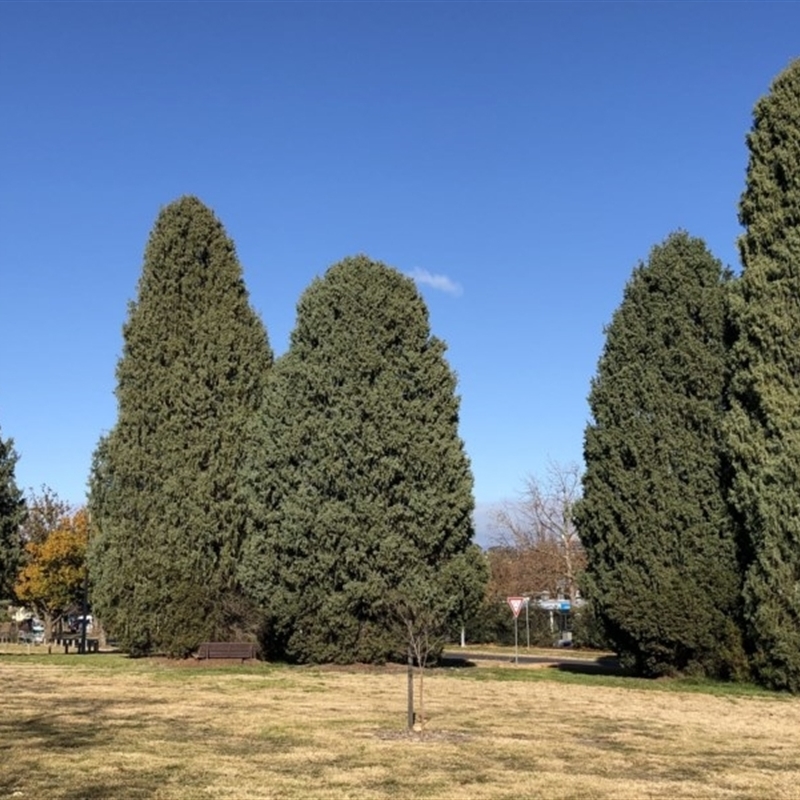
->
[391,578,451,733]
[20,486,70,546]
[491,461,585,602]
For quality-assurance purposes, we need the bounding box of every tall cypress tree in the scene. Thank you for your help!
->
[576,232,744,678]
[239,255,485,664]
[727,59,800,691]
[0,427,25,599]
[89,196,273,656]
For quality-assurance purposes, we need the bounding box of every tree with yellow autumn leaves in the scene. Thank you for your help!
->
[14,504,89,642]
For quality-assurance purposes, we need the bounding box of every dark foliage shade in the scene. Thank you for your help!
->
[88,196,273,656]
[0,428,25,599]
[726,59,800,692]
[239,255,485,664]
[577,232,745,679]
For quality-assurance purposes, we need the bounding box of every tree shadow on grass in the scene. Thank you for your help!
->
[0,764,30,799]
[439,651,628,676]
[58,768,193,800]
[552,655,630,676]
[0,693,166,751]
[0,764,193,800]
[436,655,478,669]
[1,699,204,800]
[0,709,102,751]
[0,704,111,800]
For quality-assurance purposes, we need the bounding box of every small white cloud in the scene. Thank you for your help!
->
[408,267,463,296]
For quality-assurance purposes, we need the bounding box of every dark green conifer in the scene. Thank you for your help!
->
[726,59,800,691]
[89,197,273,656]
[577,232,744,678]
[239,255,485,663]
[0,428,25,599]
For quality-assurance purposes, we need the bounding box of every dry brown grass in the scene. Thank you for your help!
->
[1,649,800,799]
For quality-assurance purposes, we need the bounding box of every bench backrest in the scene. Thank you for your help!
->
[197,642,257,659]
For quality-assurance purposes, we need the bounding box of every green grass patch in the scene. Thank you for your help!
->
[447,661,784,698]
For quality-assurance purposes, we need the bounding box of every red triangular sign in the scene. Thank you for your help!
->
[507,596,525,618]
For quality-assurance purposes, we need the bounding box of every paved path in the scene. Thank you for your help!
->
[442,649,625,674]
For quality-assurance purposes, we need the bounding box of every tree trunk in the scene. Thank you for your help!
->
[418,666,425,730]
[43,611,53,644]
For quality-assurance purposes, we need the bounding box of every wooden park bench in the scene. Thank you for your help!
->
[196,642,257,661]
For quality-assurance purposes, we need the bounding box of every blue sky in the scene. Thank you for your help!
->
[1,2,798,540]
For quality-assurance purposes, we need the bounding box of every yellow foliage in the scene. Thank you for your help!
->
[15,508,89,616]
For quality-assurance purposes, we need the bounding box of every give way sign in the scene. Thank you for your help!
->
[507,596,525,618]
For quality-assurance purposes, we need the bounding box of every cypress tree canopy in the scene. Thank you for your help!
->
[0,427,25,599]
[239,254,484,664]
[727,58,800,692]
[576,232,743,678]
[89,196,273,656]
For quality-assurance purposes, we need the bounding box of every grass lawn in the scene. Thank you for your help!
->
[1,646,799,799]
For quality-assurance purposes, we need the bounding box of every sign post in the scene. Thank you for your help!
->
[524,595,530,650]
[506,596,525,665]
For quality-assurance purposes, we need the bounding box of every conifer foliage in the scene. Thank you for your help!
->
[0,427,25,599]
[726,59,800,691]
[239,255,485,664]
[89,197,273,656]
[577,233,743,678]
